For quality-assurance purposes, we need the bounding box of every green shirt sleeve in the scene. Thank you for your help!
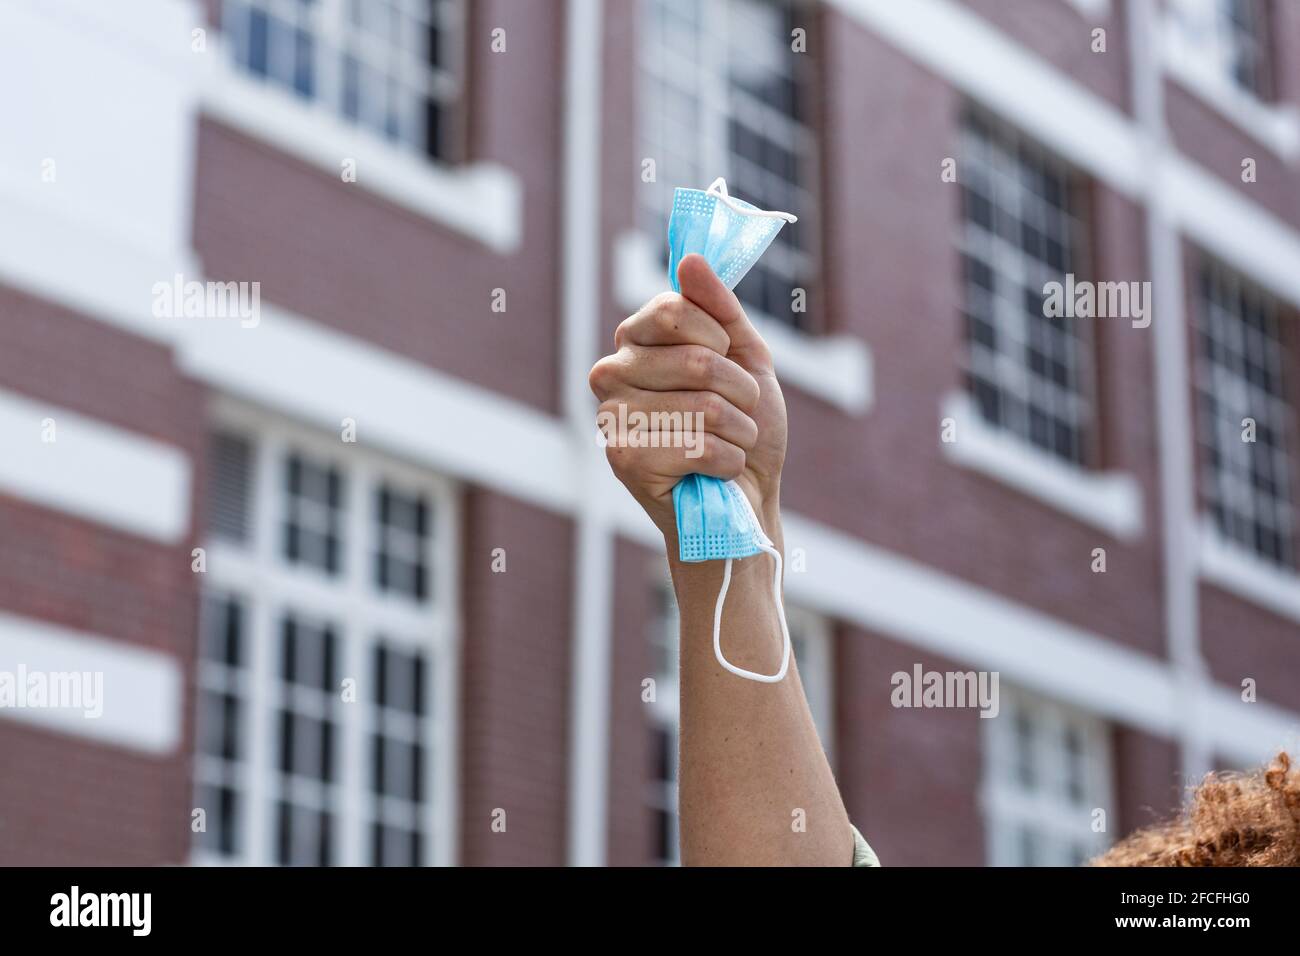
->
[851,824,880,867]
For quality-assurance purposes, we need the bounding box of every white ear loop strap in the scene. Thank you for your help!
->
[705,177,798,223]
[712,544,791,683]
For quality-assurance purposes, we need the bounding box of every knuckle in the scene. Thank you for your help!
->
[604,440,632,474]
[702,435,744,479]
[649,291,678,312]
[683,345,715,382]
[654,304,683,338]
[588,355,620,398]
[698,391,726,425]
[596,397,624,422]
[739,372,762,413]
[613,316,633,349]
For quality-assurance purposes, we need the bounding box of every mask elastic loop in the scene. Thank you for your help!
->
[712,547,792,683]
[703,177,798,224]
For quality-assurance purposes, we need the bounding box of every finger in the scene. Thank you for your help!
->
[605,432,746,486]
[599,389,758,452]
[614,344,761,414]
[676,253,773,370]
[615,293,730,355]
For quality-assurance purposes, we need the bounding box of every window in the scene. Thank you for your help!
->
[283,452,345,574]
[374,484,431,601]
[646,579,833,865]
[1167,0,1273,99]
[959,110,1095,466]
[983,690,1111,866]
[1194,261,1296,568]
[370,641,430,866]
[222,0,465,162]
[646,583,681,867]
[193,408,456,865]
[210,433,253,543]
[193,594,249,858]
[639,0,818,328]
[275,613,339,865]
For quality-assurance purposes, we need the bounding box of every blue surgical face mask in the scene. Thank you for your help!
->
[667,178,795,683]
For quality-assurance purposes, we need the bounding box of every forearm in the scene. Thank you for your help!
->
[668,503,852,866]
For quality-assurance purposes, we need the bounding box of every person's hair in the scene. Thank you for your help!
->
[1091,752,1300,866]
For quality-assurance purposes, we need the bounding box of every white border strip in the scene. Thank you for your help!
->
[941,391,1143,540]
[1199,520,1300,625]
[0,609,182,755]
[562,0,613,868]
[173,304,576,515]
[0,387,191,544]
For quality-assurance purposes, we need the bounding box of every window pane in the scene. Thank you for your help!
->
[959,110,1092,465]
[1194,260,1294,568]
[222,0,462,161]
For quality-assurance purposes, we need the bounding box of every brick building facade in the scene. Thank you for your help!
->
[0,0,1297,866]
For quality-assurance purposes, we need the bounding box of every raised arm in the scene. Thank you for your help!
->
[588,254,853,866]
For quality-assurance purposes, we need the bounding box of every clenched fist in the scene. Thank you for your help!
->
[588,253,787,544]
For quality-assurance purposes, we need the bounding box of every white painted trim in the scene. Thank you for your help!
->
[1164,154,1300,309]
[1199,520,1300,625]
[0,388,192,544]
[0,610,182,755]
[1063,0,1111,17]
[614,231,873,413]
[175,303,576,515]
[563,0,612,869]
[1129,0,1212,783]
[203,43,523,254]
[1160,7,1300,161]
[940,391,1143,540]
[1202,681,1300,764]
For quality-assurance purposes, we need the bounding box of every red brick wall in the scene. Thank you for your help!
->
[0,282,204,865]
[1271,0,1300,105]
[605,536,660,867]
[958,0,1132,111]
[1201,584,1300,712]
[1165,82,1300,231]
[457,487,573,865]
[835,625,986,866]
[1111,725,1183,841]
[0,727,193,865]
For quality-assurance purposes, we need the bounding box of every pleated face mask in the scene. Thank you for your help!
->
[667,178,795,683]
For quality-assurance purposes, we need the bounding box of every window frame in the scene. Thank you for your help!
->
[1192,257,1297,570]
[1165,0,1274,102]
[957,106,1101,471]
[981,688,1113,867]
[192,398,460,867]
[637,0,822,330]
[220,0,467,164]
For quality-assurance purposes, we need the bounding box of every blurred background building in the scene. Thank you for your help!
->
[1,0,1298,866]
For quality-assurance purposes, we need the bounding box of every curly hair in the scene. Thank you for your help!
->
[1091,752,1300,866]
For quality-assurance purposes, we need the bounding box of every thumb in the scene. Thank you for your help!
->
[676,254,772,370]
